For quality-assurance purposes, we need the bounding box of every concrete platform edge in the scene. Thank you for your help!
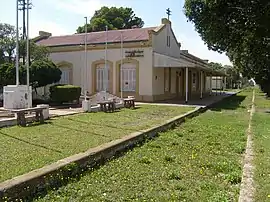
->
[0,92,239,201]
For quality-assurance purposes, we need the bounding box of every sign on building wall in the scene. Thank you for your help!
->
[125,50,144,58]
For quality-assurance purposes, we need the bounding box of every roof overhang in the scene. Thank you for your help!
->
[153,52,196,68]
[153,52,228,77]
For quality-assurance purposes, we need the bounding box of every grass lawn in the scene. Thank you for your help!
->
[0,105,192,182]
[224,88,241,92]
[252,88,270,202]
[35,91,252,201]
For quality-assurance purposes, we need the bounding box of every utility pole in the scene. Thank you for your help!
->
[18,0,32,65]
[166,8,171,20]
[15,0,19,85]
[84,16,88,100]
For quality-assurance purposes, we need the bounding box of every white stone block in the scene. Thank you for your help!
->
[37,104,50,119]
[91,105,100,112]
[82,100,91,112]
[3,85,32,109]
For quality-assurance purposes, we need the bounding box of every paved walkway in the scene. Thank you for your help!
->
[49,107,83,117]
[136,91,238,108]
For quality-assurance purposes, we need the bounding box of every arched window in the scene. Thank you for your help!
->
[59,68,72,84]
[57,61,73,85]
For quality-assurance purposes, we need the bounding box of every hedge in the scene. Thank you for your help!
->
[50,85,81,104]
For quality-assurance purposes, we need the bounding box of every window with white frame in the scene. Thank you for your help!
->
[120,63,136,92]
[96,64,109,92]
[59,68,71,84]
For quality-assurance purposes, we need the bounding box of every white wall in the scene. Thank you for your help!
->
[49,47,153,96]
[152,24,181,58]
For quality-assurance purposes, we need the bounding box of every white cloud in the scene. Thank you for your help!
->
[46,0,103,16]
[177,33,232,65]
[27,0,104,37]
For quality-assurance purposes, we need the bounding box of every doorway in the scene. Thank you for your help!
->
[176,69,184,98]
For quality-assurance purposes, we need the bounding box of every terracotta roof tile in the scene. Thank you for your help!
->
[37,27,157,47]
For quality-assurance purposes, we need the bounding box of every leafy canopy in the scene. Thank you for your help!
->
[208,62,223,71]
[76,6,144,33]
[0,23,50,64]
[184,0,270,95]
[0,60,62,89]
[0,23,16,63]
[0,22,61,89]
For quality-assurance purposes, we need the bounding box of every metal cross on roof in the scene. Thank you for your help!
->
[166,8,171,20]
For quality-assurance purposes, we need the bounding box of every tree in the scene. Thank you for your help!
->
[208,62,223,71]
[19,40,50,63]
[0,60,62,92]
[184,0,270,95]
[29,60,62,89]
[0,23,50,65]
[76,6,144,33]
[207,62,242,89]
[0,63,16,89]
[0,23,16,63]
[224,66,241,89]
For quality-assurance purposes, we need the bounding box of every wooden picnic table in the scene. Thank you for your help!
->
[97,100,116,112]
[123,98,135,108]
[10,106,47,127]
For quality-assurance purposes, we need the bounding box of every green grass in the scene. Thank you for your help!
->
[34,91,252,202]
[224,88,241,92]
[0,105,192,182]
[252,88,270,202]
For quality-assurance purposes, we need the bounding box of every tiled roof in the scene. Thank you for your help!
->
[37,27,157,47]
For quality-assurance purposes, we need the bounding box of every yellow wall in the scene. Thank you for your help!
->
[49,46,153,99]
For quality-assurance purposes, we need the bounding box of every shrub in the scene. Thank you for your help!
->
[50,84,81,104]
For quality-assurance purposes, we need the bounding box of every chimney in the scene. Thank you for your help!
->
[32,31,52,43]
[161,18,171,25]
[181,50,189,54]
[39,31,52,37]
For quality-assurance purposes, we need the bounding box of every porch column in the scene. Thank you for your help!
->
[200,71,203,99]
[224,76,227,93]
[185,67,188,103]
[210,75,212,96]
[220,76,223,95]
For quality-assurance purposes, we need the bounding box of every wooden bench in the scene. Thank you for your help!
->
[123,98,135,108]
[10,106,48,127]
[97,100,116,113]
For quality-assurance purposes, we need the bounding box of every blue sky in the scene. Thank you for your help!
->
[1,0,231,65]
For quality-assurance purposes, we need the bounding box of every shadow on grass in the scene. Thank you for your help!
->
[130,106,141,110]
[209,95,247,111]
[66,117,143,133]
[24,121,52,128]
[49,122,109,138]
[0,131,62,153]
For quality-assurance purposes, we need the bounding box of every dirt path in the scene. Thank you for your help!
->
[238,90,255,202]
